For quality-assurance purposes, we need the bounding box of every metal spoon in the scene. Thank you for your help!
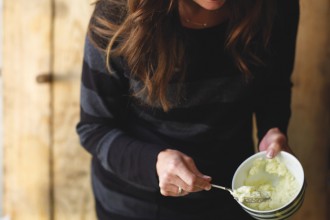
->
[211,184,271,203]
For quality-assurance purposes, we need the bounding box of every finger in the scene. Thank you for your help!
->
[176,161,211,191]
[183,158,212,190]
[266,142,281,158]
[259,128,284,152]
[160,184,189,197]
[177,175,209,192]
[159,173,191,193]
[165,174,202,193]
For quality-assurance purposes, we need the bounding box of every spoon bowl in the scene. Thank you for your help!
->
[211,184,271,203]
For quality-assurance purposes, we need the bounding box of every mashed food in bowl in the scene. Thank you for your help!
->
[234,157,300,211]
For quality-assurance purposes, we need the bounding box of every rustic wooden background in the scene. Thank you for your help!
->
[2,0,94,219]
[2,0,329,219]
[288,0,330,219]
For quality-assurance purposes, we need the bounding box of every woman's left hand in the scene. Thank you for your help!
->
[259,128,292,158]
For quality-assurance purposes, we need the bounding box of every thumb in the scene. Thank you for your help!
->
[266,142,281,159]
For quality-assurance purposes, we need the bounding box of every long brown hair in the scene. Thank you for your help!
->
[89,0,276,111]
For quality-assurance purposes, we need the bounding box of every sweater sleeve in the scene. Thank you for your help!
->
[76,5,165,190]
[254,0,300,140]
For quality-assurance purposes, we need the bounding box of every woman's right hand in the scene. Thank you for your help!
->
[156,149,212,197]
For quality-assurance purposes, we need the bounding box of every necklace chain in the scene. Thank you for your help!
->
[181,0,227,28]
[184,18,207,27]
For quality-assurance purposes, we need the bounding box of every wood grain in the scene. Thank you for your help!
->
[2,0,52,219]
[289,0,330,219]
[52,0,95,219]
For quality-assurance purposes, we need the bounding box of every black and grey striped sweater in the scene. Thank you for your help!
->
[76,0,299,216]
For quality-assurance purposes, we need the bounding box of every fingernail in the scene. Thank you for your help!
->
[203,175,211,179]
[206,185,211,191]
[267,149,274,158]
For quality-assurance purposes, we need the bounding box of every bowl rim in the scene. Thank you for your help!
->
[231,151,305,213]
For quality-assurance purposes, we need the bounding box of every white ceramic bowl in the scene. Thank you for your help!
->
[232,151,306,220]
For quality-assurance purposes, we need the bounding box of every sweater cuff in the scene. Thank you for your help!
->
[108,133,166,190]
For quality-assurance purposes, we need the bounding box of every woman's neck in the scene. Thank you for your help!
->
[178,0,229,29]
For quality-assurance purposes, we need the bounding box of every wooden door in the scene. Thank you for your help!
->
[2,0,95,219]
[3,0,53,219]
[52,0,94,219]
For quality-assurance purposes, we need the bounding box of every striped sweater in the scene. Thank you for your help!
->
[76,0,299,217]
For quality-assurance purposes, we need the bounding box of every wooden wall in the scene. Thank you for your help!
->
[3,0,52,219]
[2,0,329,219]
[289,0,330,219]
[2,0,95,219]
[52,0,94,219]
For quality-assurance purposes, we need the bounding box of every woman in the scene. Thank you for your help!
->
[76,0,299,219]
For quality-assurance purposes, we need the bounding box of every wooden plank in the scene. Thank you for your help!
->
[52,0,95,219]
[289,0,330,219]
[2,0,52,219]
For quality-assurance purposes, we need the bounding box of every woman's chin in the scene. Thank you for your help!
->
[195,0,226,11]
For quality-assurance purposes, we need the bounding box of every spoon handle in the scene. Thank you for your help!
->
[211,184,233,193]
